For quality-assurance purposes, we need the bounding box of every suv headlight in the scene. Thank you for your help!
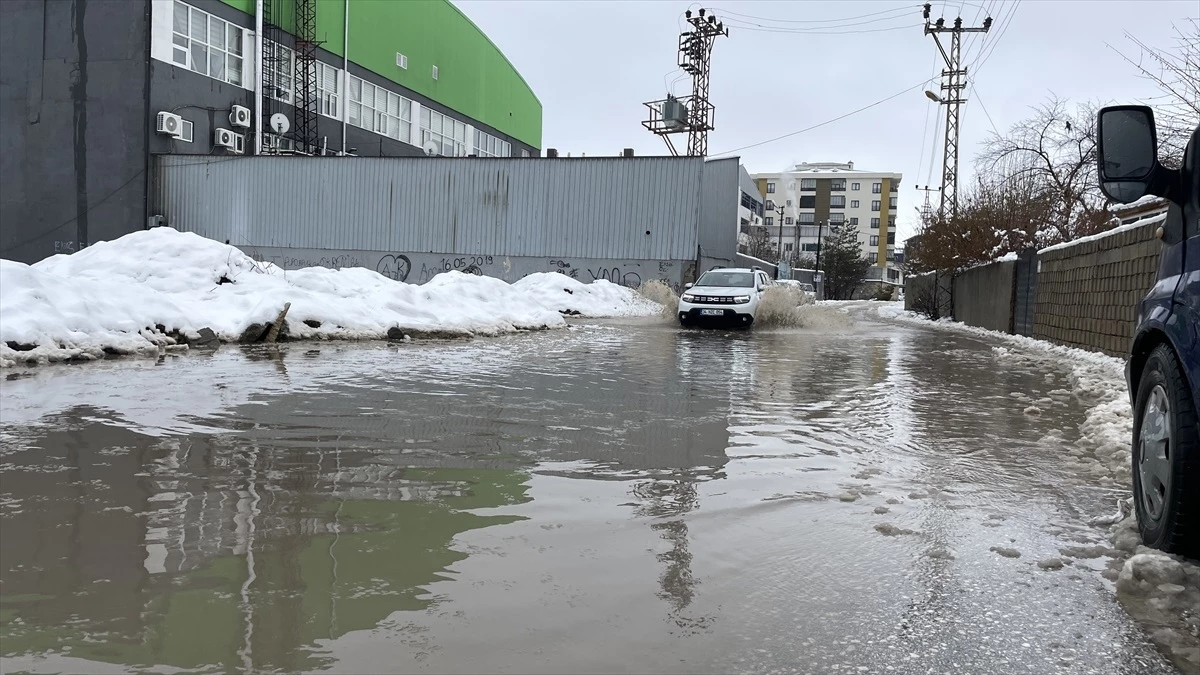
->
[681,293,696,302]
[733,295,751,304]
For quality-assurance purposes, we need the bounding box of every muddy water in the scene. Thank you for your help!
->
[0,315,1179,674]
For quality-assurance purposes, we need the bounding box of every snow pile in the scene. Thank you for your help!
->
[0,228,666,366]
[511,273,663,317]
[1113,540,1200,673]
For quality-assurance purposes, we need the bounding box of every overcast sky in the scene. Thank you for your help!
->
[456,0,1196,242]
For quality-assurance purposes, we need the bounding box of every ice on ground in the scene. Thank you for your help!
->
[1037,558,1067,570]
[990,546,1022,558]
[874,523,915,536]
[1111,535,1200,673]
[0,229,659,367]
[512,273,663,318]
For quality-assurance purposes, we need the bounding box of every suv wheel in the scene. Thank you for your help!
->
[1131,343,1199,556]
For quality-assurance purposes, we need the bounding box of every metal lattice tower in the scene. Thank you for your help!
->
[642,8,727,157]
[293,0,320,154]
[682,11,727,156]
[923,5,991,220]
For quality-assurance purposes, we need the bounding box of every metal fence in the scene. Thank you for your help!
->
[156,155,723,262]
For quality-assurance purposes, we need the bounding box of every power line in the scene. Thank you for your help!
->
[710,77,936,157]
[916,51,941,183]
[970,83,1001,136]
[717,11,920,31]
[705,4,920,24]
[968,0,1019,76]
[718,22,924,36]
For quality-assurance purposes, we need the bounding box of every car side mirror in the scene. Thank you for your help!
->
[1097,105,1160,204]
[684,282,694,289]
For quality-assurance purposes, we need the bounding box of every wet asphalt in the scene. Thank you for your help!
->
[0,309,1180,674]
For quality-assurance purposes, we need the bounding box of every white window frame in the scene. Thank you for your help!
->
[851,182,861,191]
[473,128,511,158]
[348,74,413,143]
[870,235,880,246]
[420,107,467,156]
[830,195,846,208]
[314,61,340,119]
[264,40,294,104]
[172,1,246,86]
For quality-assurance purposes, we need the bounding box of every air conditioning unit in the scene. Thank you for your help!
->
[229,105,251,128]
[156,111,183,137]
[214,128,244,154]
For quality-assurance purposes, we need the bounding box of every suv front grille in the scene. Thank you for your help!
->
[692,295,736,304]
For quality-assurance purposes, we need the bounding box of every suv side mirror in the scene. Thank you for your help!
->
[1097,105,1160,203]
[684,282,694,289]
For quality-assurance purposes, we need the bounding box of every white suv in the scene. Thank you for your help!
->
[677,268,771,328]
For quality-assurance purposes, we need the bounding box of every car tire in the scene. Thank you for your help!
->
[1131,343,1199,557]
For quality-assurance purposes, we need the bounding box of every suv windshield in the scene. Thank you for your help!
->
[696,271,754,288]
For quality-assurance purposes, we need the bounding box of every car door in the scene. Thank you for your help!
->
[1174,125,1200,401]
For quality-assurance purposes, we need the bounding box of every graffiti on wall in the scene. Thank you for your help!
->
[375,254,412,282]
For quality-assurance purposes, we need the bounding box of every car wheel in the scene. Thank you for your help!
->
[1131,343,1199,556]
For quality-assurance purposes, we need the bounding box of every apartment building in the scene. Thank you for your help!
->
[752,162,902,281]
[738,165,766,247]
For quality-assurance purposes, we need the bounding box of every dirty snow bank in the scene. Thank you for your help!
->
[0,229,650,366]
[874,302,1131,483]
[511,273,663,317]
[1108,516,1200,673]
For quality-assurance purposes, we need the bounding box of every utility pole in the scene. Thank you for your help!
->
[642,8,728,156]
[922,3,991,221]
[814,219,825,272]
[776,203,785,259]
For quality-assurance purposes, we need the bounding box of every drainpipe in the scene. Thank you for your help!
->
[341,0,349,154]
[254,0,263,155]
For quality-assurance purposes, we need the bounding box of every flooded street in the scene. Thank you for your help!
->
[0,311,1180,674]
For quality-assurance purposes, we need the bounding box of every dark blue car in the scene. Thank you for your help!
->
[1097,107,1199,556]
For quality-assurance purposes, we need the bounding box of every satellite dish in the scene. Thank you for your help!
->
[270,113,290,134]
[422,140,441,157]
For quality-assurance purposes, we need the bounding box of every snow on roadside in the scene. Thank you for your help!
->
[512,273,663,317]
[874,302,1132,483]
[0,229,657,367]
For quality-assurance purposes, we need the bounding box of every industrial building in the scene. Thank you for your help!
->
[752,162,903,283]
[0,0,542,264]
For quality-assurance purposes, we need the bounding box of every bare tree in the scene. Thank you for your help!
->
[979,96,1112,244]
[739,226,776,262]
[1110,20,1199,167]
[792,253,817,271]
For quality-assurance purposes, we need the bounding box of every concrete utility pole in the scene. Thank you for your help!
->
[775,203,785,259]
[922,3,991,221]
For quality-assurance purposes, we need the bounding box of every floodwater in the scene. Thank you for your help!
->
[0,311,1180,674]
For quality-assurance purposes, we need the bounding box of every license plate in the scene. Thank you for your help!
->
[700,309,724,316]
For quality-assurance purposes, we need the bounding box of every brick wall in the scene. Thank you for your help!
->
[1032,222,1162,357]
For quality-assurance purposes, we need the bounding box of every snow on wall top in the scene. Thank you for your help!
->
[1038,211,1167,255]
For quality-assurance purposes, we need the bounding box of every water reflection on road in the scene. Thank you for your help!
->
[0,316,1178,673]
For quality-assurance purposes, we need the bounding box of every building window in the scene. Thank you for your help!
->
[785,217,794,225]
[871,218,880,229]
[828,213,845,224]
[785,243,794,252]
[766,182,776,193]
[872,182,882,193]
[765,200,775,211]
[765,216,774,227]
[789,182,796,191]
[831,179,846,192]
[396,52,408,69]
[420,108,467,156]
[786,199,793,207]
[851,182,861,191]
[889,196,898,209]
[798,196,816,209]
[887,232,896,244]
[315,61,340,118]
[432,65,439,80]
[870,252,879,264]
[348,75,413,143]
[800,178,816,191]
[474,128,511,157]
[802,243,820,252]
[263,41,293,102]
[851,200,860,208]
[173,1,245,86]
[871,200,881,212]
[830,195,846,208]
[888,215,896,228]
[849,217,859,226]
[870,235,880,246]
[798,213,815,225]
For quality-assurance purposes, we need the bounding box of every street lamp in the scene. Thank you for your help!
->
[925,90,944,103]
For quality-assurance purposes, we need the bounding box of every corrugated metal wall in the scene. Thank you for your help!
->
[698,158,739,271]
[157,156,712,261]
